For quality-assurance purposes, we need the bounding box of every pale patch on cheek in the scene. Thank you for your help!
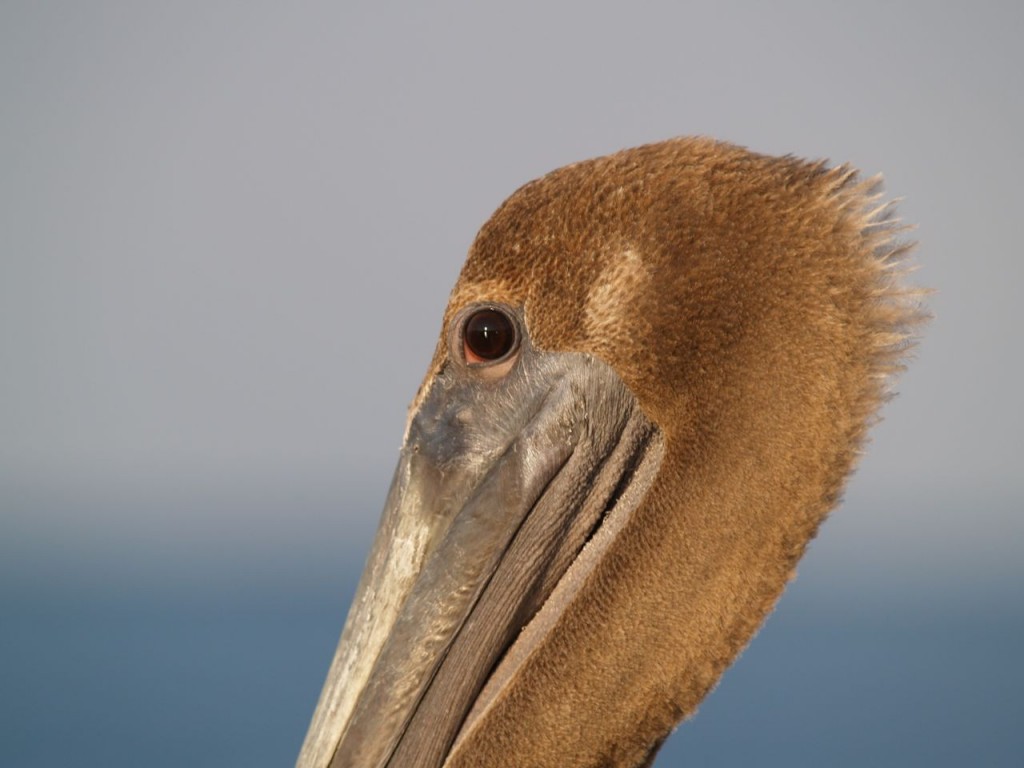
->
[584,248,651,382]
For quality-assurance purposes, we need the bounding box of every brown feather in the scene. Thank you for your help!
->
[426,137,924,767]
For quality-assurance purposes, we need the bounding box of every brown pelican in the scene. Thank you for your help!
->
[296,137,922,768]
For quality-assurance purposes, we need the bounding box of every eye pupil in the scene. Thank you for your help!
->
[464,309,516,362]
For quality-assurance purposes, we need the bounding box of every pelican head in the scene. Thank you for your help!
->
[297,137,922,768]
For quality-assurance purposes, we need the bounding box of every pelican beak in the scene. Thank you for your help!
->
[295,333,663,768]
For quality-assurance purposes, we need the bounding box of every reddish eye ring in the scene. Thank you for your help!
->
[463,308,517,364]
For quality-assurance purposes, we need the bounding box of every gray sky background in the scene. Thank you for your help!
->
[1,3,1022,766]
[3,2,1020,583]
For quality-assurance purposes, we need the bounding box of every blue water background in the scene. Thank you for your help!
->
[3,491,1021,767]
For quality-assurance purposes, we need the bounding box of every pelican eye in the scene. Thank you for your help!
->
[463,308,517,364]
